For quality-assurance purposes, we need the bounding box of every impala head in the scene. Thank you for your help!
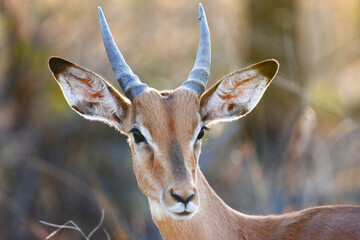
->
[49,4,279,221]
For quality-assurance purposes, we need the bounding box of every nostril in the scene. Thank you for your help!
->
[171,190,195,204]
[171,190,185,203]
[185,192,195,203]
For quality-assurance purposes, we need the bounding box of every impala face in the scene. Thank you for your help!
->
[129,89,202,219]
[49,4,279,221]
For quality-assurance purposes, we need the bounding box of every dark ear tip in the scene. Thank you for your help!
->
[48,57,74,75]
[255,59,280,81]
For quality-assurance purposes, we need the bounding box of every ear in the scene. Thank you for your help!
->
[200,59,279,124]
[48,57,131,129]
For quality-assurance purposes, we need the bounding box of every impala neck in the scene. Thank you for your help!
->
[151,168,249,240]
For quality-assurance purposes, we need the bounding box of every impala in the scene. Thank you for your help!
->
[49,4,360,240]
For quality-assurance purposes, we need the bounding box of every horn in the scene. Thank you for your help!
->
[98,7,148,101]
[182,3,211,96]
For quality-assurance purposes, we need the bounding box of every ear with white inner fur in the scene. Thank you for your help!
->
[200,59,279,125]
[48,57,130,129]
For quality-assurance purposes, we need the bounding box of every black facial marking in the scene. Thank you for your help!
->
[169,139,187,180]
[160,91,171,97]
[149,148,154,167]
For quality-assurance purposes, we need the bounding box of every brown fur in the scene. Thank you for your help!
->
[125,89,200,204]
[49,57,360,240]
[154,169,360,240]
[123,88,360,240]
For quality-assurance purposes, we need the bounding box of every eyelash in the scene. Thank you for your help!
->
[130,126,208,144]
[197,126,209,140]
[130,128,147,144]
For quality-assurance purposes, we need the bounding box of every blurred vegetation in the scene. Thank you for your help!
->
[1,0,360,239]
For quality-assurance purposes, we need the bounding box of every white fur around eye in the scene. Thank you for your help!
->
[189,123,203,148]
[131,124,159,152]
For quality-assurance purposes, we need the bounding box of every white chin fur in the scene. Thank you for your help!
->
[149,198,198,220]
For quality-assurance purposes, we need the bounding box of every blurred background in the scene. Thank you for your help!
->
[1,0,360,239]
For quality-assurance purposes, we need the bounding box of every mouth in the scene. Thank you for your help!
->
[158,195,199,220]
[168,209,197,220]
[150,198,198,221]
[175,211,193,217]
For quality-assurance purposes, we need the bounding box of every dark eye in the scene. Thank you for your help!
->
[130,128,146,143]
[197,127,208,140]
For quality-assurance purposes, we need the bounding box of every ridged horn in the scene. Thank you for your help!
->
[98,7,148,101]
[182,3,211,97]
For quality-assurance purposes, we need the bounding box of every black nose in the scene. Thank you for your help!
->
[171,190,195,204]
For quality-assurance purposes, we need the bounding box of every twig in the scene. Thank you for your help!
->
[40,210,108,240]
[103,228,111,240]
[88,209,105,238]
